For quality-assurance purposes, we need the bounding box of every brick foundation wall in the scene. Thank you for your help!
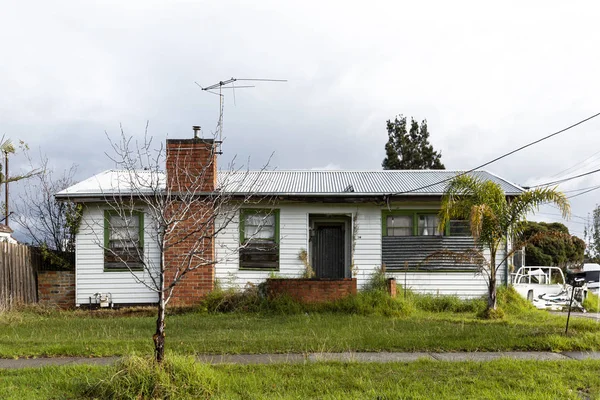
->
[164,137,217,306]
[37,271,75,309]
[266,278,357,303]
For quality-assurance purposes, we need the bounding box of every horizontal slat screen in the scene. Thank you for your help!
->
[382,236,482,271]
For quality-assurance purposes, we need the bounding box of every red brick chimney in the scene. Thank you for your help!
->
[163,130,218,306]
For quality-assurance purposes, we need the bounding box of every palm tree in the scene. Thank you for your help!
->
[439,175,570,311]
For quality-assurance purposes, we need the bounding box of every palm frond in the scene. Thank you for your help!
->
[0,137,15,154]
[507,187,570,232]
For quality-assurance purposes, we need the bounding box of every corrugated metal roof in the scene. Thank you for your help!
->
[56,169,524,198]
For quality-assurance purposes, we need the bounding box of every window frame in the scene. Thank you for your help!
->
[238,208,280,271]
[103,210,145,272]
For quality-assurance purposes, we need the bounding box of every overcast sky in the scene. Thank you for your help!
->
[2,0,599,240]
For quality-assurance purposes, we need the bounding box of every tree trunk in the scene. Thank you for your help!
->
[488,277,497,310]
[487,248,497,310]
[153,295,166,363]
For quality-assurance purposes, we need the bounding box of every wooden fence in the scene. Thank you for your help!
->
[0,242,42,308]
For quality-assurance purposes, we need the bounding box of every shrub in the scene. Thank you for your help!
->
[85,355,218,399]
[363,266,389,293]
[583,291,600,313]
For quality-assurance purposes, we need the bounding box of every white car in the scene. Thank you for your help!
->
[583,263,600,295]
[511,266,587,311]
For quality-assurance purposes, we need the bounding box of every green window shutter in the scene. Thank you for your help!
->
[104,210,110,248]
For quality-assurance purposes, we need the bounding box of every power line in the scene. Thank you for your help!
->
[534,213,588,225]
[563,184,600,194]
[548,148,600,179]
[388,111,600,196]
[567,184,600,199]
[548,205,589,220]
[530,166,600,188]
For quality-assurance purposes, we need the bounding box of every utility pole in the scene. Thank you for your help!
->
[4,150,8,227]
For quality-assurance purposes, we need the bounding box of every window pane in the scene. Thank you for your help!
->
[449,220,471,236]
[110,215,139,241]
[245,214,275,227]
[386,215,413,236]
[388,227,412,236]
[110,215,139,228]
[387,215,411,228]
[244,212,275,240]
[418,215,441,236]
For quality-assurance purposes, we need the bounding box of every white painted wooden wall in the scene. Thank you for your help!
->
[74,202,509,305]
[75,204,159,306]
[216,202,506,299]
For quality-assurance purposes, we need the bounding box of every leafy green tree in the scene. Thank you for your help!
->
[521,222,585,268]
[584,204,600,263]
[382,115,445,170]
[439,175,570,312]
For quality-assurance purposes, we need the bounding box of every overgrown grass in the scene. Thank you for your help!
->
[584,291,600,313]
[203,287,414,317]
[2,355,600,399]
[85,355,218,399]
[1,293,600,358]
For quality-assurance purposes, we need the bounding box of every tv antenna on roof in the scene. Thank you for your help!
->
[195,77,287,152]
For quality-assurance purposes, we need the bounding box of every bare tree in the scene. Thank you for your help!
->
[90,127,270,362]
[14,155,81,263]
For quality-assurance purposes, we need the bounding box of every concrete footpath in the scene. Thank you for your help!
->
[2,351,600,369]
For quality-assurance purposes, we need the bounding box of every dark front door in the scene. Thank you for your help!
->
[312,223,345,279]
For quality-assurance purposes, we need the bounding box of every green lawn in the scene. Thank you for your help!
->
[1,307,599,357]
[1,358,600,399]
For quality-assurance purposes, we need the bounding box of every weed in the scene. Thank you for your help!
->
[297,249,315,279]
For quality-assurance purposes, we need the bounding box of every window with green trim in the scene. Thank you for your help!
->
[383,211,443,236]
[239,209,279,270]
[104,210,144,271]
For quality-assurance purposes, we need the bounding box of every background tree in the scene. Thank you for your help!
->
[584,204,600,263]
[14,155,82,267]
[521,221,585,269]
[382,115,445,170]
[439,176,570,313]
[88,130,270,363]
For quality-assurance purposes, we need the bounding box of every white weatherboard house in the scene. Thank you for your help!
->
[56,137,524,307]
